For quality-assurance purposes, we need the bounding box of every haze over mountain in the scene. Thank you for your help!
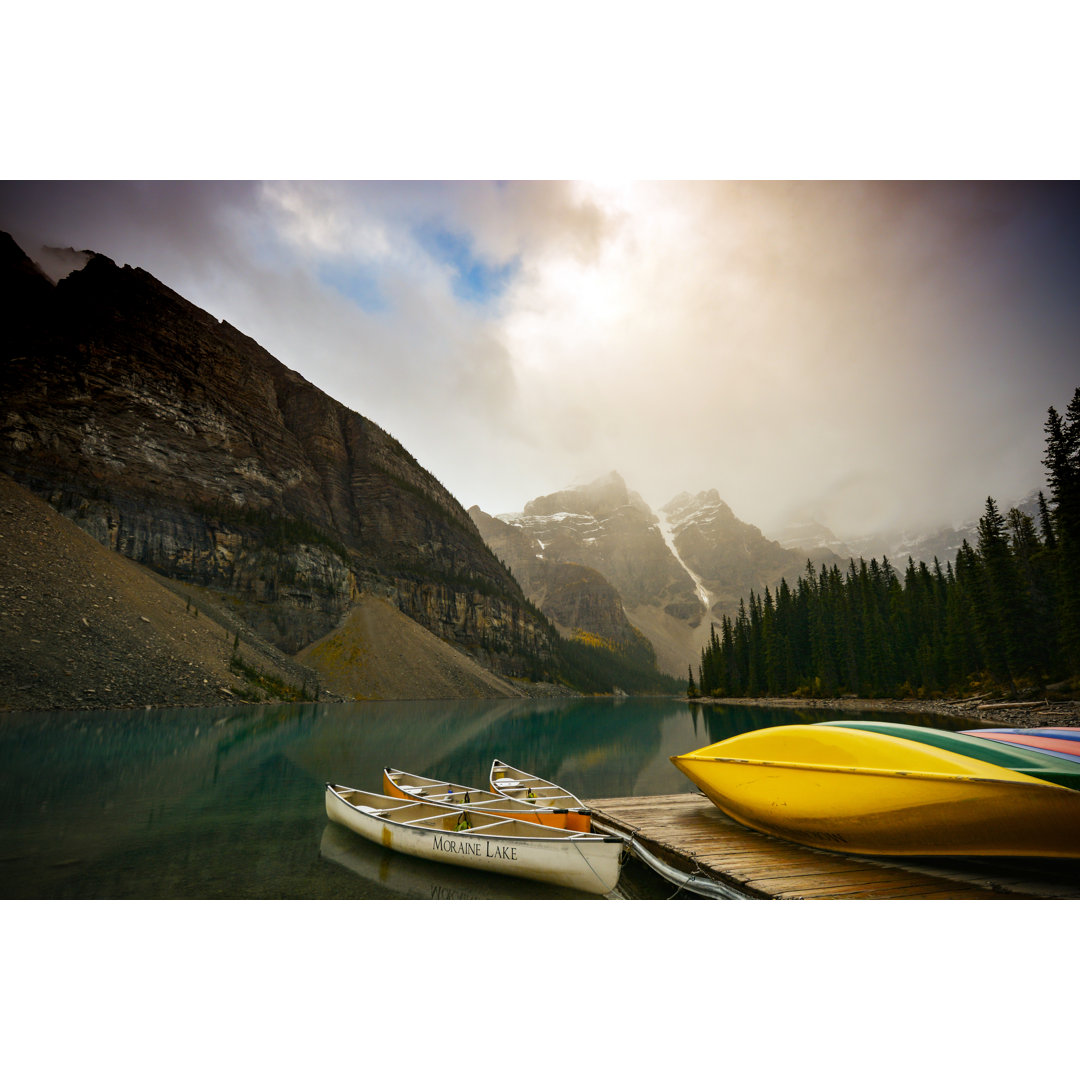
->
[774,491,1043,571]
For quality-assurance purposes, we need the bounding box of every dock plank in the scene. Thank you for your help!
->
[588,793,1080,899]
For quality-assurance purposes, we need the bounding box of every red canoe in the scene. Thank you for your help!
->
[961,728,1080,762]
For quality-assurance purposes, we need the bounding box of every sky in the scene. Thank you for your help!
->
[3,179,1079,539]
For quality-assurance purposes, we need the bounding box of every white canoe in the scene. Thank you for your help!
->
[325,784,624,896]
[489,759,587,812]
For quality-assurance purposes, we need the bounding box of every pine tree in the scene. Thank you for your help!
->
[747,591,764,695]
[775,578,797,691]
[1043,392,1080,670]
[1008,505,1056,680]
[808,566,837,695]
[1038,491,1057,548]
[687,665,699,699]
[948,546,983,685]
[721,615,738,695]
[757,588,770,693]
[733,599,750,695]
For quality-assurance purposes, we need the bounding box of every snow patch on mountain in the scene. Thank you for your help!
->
[657,512,711,608]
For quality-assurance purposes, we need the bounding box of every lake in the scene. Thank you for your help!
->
[0,697,961,899]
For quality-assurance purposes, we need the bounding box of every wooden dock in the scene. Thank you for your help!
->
[588,793,1080,900]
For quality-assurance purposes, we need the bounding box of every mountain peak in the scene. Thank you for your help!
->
[523,471,644,519]
[661,489,729,525]
[36,244,98,283]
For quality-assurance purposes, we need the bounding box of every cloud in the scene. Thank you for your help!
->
[489,181,1080,530]
[2,180,1077,539]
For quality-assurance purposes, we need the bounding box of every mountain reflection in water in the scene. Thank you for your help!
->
[0,698,964,899]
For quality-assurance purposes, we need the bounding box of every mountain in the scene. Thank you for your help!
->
[662,489,842,611]
[772,519,853,557]
[498,473,703,615]
[0,233,558,691]
[468,475,680,683]
[472,475,843,678]
[655,489,846,671]
[467,505,644,650]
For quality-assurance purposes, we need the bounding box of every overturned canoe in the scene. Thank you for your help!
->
[325,784,624,895]
[969,726,1080,742]
[488,760,591,832]
[820,720,1080,787]
[670,722,1080,859]
[384,766,592,831]
[960,727,1080,763]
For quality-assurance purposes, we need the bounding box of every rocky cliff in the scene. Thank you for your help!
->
[0,233,556,678]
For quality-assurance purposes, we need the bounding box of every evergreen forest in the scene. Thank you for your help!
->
[692,387,1080,701]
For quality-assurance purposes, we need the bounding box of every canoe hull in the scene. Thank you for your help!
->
[319,824,598,900]
[671,725,1080,858]
[325,787,622,895]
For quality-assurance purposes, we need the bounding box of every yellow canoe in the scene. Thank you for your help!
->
[670,723,1080,858]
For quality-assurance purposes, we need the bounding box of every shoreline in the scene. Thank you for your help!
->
[5,691,1080,728]
[691,695,1080,728]
[15,681,1074,725]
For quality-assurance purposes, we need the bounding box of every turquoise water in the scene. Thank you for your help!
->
[0,698,959,899]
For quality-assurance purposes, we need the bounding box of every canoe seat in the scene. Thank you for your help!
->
[493,779,521,789]
[399,785,424,795]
